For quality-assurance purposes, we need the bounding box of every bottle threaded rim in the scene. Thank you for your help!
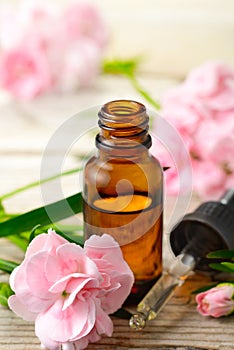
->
[99,100,147,127]
[96,100,151,153]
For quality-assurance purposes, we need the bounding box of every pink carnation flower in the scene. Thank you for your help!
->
[0,44,52,100]
[57,39,102,92]
[152,61,234,199]
[8,229,134,350]
[196,284,234,318]
[84,234,135,314]
[62,2,108,49]
[0,1,108,99]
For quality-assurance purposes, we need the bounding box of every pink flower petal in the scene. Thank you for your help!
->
[196,285,234,317]
[62,343,75,350]
[85,234,134,313]
[25,229,68,259]
[8,295,37,322]
[63,277,99,311]
[62,2,108,49]
[94,299,113,337]
[9,264,25,292]
[9,229,130,349]
[35,297,95,344]
[56,243,100,278]
[0,44,52,100]
[26,252,53,298]
[49,273,99,305]
[152,61,234,199]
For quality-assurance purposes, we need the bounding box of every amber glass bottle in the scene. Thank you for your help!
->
[83,100,163,303]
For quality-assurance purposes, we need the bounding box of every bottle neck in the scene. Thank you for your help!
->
[96,100,152,156]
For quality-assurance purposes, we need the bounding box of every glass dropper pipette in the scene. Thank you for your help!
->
[129,188,234,330]
[129,252,196,330]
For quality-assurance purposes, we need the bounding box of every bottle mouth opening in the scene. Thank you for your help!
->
[100,100,146,122]
[97,100,151,152]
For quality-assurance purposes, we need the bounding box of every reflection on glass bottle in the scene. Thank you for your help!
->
[83,100,163,303]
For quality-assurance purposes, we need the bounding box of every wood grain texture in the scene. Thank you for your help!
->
[1,243,234,350]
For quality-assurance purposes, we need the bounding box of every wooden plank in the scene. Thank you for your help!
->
[1,251,234,350]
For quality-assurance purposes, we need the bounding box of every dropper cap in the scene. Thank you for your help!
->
[170,188,234,272]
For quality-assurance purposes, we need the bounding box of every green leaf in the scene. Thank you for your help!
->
[192,283,218,294]
[0,214,19,224]
[219,281,234,286]
[0,259,19,274]
[0,167,82,202]
[209,262,234,273]
[55,230,84,246]
[221,262,234,272]
[0,201,6,217]
[103,58,140,76]
[29,224,41,244]
[0,192,83,238]
[0,283,14,307]
[207,250,234,259]
[129,75,161,110]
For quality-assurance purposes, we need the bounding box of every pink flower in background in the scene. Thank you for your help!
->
[185,62,234,97]
[9,230,134,350]
[63,2,108,49]
[0,44,52,100]
[57,39,102,92]
[152,61,234,199]
[196,284,234,318]
[212,137,234,175]
[191,160,227,200]
[0,1,108,99]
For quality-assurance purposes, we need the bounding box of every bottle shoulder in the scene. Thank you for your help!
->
[84,153,163,189]
[84,153,163,173]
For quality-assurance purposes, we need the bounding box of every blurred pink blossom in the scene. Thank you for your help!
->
[57,39,102,92]
[0,44,52,99]
[191,159,227,200]
[196,284,234,318]
[0,2,59,51]
[62,2,108,49]
[152,61,234,199]
[9,229,134,350]
[0,1,108,99]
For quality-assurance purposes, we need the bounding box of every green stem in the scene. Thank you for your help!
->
[102,58,161,111]
[128,74,161,111]
[0,259,19,274]
[0,167,82,201]
[0,282,14,308]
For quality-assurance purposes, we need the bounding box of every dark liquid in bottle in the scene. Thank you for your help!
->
[84,193,163,304]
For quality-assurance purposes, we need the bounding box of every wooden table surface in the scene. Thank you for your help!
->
[0,76,233,350]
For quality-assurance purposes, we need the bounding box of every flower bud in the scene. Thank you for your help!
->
[196,283,234,318]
